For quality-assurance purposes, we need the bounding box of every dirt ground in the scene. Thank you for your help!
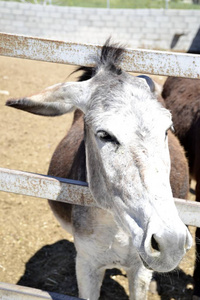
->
[0,56,197,299]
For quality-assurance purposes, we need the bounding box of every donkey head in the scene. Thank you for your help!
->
[6,40,192,273]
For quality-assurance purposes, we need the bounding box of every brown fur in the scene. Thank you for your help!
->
[162,76,200,296]
[48,109,85,225]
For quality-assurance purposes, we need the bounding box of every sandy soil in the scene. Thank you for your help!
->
[0,56,196,299]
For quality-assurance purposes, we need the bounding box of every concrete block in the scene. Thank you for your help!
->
[90,21,103,28]
[13,20,24,27]
[95,8,108,15]
[65,19,79,26]
[127,27,142,33]
[28,16,39,23]
[135,9,151,15]
[155,15,169,22]
[101,14,114,21]
[154,40,169,50]
[80,19,91,27]
[75,13,88,21]
[128,40,141,48]
[144,33,159,40]
[45,5,60,12]
[143,40,156,48]
[178,9,194,15]
[21,3,34,11]
[127,15,142,22]
[23,10,36,16]
[1,25,15,33]
[49,12,62,18]
[185,16,199,23]
[0,18,11,25]
[12,9,24,15]
[193,10,200,16]
[73,7,86,13]
[122,9,136,15]
[186,22,200,29]
[0,7,11,14]
[117,21,129,28]
[159,21,174,28]
[105,21,117,27]
[81,7,97,15]
[150,9,165,15]
[41,17,53,24]
[144,21,158,28]
[31,4,45,11]
[157,33,172,41]
[165,9,181,15]
[36,11,49,18]
[89,13,102,21]
[3,1,19,9]
[129,33,143,40]
[141,26,158,33]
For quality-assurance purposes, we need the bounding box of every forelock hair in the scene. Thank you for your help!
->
[75,39,125,82]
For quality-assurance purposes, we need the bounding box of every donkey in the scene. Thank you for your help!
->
[162,76,200,298]
[6,41,192,300]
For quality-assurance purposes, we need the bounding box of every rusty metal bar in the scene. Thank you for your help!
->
[0,282,84,300]
[0,33,200,78]
[175,198,200,228]
[0,168,95,207]
[0,167,200,227]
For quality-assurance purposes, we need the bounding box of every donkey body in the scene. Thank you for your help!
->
[162,76,200,298]
[6,42,192,300]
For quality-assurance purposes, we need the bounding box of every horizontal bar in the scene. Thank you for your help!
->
[175,198,200,228]
[0,33,200,78]
[0,282,83,300]
[0,168,95,207]
[0,168,200,227]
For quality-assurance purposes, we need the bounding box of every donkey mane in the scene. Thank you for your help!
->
[76,39,125,82]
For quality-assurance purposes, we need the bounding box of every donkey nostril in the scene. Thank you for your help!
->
[151,235,160,252]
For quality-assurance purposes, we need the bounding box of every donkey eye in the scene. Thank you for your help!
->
[96,130,120,145]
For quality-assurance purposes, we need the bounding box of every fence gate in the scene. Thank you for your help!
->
[0,32,200,300]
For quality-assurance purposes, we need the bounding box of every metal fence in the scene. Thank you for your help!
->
[1,32,200,299]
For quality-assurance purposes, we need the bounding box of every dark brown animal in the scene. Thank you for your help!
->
[162,76,200,298]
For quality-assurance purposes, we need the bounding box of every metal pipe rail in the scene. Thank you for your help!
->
[1,33,200,78]
[0,168,200,228]
[1,32,200,300]
[0,282,84,300]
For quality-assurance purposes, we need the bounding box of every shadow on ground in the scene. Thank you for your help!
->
[17,239,194,300]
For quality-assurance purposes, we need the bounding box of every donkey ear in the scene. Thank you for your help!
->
[137,75,162,97]
[6,81,90,116]
[137,75,155,93]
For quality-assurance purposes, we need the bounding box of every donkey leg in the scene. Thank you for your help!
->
[76,254,105,300]
[193,180,200,298]
[126,263,152,300]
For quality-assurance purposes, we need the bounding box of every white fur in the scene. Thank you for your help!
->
[12,67,193,299]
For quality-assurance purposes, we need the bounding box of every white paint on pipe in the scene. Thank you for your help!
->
[1,33,200,78]
[0,168,200,227]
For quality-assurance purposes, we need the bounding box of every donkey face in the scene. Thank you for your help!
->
[83,70,192,272]
[6,41,192,273]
